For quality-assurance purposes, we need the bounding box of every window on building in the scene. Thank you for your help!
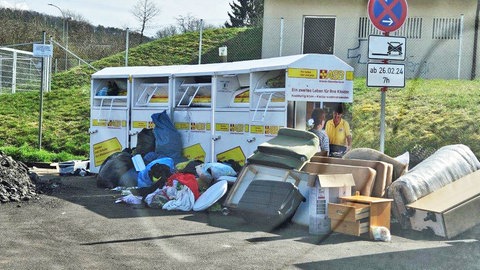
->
[358,17,423,39]
[432,18,462,39]
[302,16,336,54]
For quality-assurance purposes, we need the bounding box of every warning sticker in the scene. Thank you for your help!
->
[183,143,206,162]
[191,122,206,131]
[250,125,265,134]
[229,123,245,133]
[216,146,246,166]
[265,125,280,135]
[215,123,229,132]
[175,122,190,130]
[93,137,122,167]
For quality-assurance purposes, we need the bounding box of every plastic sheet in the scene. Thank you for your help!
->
[151,111,186,164]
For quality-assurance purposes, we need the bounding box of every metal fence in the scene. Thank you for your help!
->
[0,47,42,94]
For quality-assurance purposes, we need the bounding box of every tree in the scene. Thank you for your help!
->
[131,0,160,43]
[155,25,179,39]
[225,0,264,28]
[155,14,218,39]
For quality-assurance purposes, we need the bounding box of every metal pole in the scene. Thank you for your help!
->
[48,4,67,69]
[11,51,17,94]
[65,18,69,70]
[279,17,284,57]
[198,19,203,64]
[380,90,386,152]
[457,14,464,79]
[38,31,46,150]
[379,31,390,153]
[125,28,129,67]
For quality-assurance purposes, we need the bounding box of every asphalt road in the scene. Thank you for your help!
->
[1,169,479,270]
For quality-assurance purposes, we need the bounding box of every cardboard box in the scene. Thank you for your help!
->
[308,174,355,234]
[302,162,377,197]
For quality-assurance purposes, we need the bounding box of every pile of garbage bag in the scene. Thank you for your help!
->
[96,111,240,211]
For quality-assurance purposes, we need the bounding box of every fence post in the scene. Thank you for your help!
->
[279,17,284,57]
[125,28,129,67]
[198,19,204,64]
[457,14,464,79]
[38,31,46,150]
[11,51,17,94]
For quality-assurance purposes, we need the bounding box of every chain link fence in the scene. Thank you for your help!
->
[0,47,42,94]
[262,14,478,80]
[257,15,480,165]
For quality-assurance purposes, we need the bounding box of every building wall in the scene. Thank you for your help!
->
[262,0,480,79]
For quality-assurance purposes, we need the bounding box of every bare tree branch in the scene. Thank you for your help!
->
[131,0,160,43]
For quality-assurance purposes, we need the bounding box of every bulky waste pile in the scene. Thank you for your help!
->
[0,153,37,203]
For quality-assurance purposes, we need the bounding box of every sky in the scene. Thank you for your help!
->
[0,0,232,37]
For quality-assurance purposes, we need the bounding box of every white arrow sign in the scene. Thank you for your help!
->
[382,17,393,25]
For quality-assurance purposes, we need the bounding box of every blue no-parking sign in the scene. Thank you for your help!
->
[368,0,408,32]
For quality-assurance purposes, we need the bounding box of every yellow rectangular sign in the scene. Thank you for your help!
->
[288,68,317,79]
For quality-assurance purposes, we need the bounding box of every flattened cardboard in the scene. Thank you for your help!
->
[311,156,393,197]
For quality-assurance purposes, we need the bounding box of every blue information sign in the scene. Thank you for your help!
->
[368,0,408,32]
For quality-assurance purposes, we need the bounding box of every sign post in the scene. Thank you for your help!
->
[367,0,408,153]
[34,32,53,150]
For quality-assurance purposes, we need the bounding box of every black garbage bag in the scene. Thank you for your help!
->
[151,111,186,164]
[96,150,134,188]
[135,128,156,156]
[118,168,138,187]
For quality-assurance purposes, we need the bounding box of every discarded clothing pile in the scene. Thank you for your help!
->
[114,160,238,211]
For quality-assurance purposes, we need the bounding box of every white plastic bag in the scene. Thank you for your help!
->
[371,226,392,242]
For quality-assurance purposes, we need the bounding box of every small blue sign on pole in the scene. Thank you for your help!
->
[367,0,408,32]
[33,44,53,58]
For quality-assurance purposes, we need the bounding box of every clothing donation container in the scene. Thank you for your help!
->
[129,66,184,148]
[172,64,218,163]
[89,67,133,173]
[89,54,354,171]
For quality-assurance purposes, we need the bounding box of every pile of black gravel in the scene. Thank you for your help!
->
[0,153,38,203]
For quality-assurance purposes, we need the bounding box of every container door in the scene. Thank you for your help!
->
[173,76,213,163]
[130,78,171,148]
[247,70,288,157]
[89,107,129,173]
[213,75,250,166]
[89,77,130,173]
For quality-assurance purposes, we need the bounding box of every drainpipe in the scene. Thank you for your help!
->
[471,0,480,79]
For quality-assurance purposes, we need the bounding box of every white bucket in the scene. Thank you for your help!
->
[132,154,146,171]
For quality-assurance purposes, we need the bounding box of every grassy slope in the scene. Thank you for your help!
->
[352,78,480,160]
[0,27,479,162]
